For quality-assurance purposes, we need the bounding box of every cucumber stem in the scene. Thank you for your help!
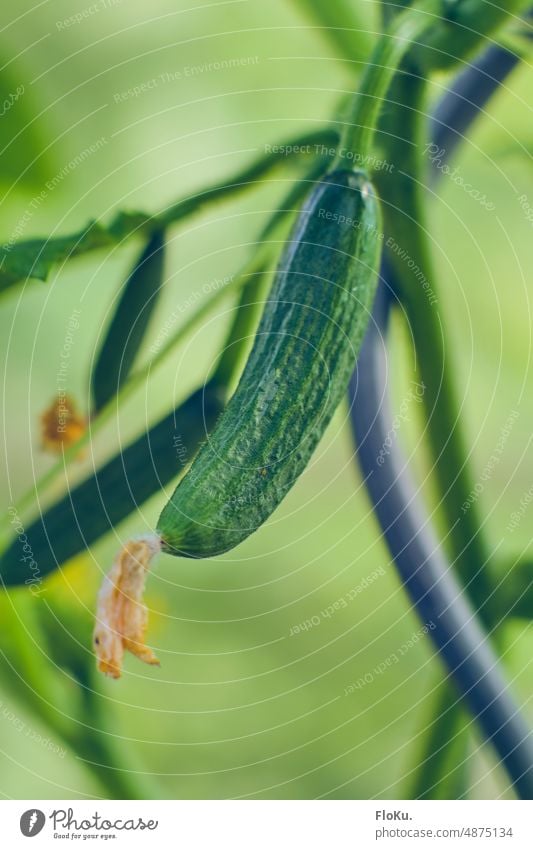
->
[339,0,441,163]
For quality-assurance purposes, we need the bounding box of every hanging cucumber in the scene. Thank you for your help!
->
[156,169,381,557]
[94,168,381,676]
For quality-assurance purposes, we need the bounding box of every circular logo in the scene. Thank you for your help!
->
[20,810,46,837]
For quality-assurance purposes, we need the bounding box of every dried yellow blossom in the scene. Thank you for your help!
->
[40,394,86,454]
[93,536,161,679]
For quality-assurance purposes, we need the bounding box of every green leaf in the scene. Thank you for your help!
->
[0,221,114,292]
[0,128,338,296]
[0,63,52,190]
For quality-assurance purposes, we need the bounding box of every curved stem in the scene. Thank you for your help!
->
[377,68,493,611]
[349,279,533,798]
[350,44,527,796]
[339,0,440,161]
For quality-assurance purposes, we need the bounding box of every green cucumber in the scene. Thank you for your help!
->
[157,169,381,557]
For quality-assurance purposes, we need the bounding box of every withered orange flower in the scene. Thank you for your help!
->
[93,536,161,679]
[40,394,86,453]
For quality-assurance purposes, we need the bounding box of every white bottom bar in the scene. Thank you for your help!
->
[2,800,531,847]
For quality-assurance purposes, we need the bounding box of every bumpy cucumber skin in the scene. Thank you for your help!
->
[158,169,381,557]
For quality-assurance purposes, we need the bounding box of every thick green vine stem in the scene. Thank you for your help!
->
[381,1,531,69]
[338,0,441,162]
[376,70,493,614]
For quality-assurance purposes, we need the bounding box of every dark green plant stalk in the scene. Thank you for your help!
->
[380,0,531,69]
[373,65,523,796]
[0,128,338,295]
[378,71,492,612]
[91,229,166,414]
[410,680,470,799]
[416,0,532,70]
[494,559,533,619]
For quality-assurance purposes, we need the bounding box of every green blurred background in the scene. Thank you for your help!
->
[1,0,532,799]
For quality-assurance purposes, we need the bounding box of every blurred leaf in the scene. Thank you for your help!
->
[0,128,338,296]
[0,220,114,293]
[0,61,53,190]
[496,559,533,620]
